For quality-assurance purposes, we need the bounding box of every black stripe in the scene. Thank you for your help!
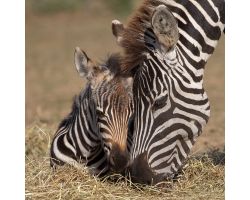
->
[210,0,225,24]
[149,133,190,168]
[177,43,206,71]
[144,28,156,41]
[175,68,191,84]
[174,0,222,40]
[169,74,208,106]
[171,70,204,94]
[56,134,77,160]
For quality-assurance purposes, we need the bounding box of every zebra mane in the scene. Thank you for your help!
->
[119,0,172,73]
[57,85,92,129]
[57,94,81,129]
[100,53,122,77]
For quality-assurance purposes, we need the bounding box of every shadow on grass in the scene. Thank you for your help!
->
[195,147,225,166]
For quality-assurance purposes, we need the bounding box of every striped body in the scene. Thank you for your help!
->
[50,52,134,175]
[50,85,110,175]
[112,0,225,184]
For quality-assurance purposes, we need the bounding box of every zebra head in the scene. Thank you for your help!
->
[74,47,133,173]
[112,0,224,185]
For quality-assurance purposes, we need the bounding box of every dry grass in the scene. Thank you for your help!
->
[25,123,225,199]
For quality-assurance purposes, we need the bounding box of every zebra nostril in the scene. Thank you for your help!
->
[109,154,128,171]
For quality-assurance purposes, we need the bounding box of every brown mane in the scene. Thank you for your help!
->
[120,0,172,73]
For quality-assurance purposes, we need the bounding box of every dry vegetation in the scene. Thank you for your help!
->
[26,1,225,199]
[25,122,224,199]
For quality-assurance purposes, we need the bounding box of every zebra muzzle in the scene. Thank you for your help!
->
[108,145,129,173]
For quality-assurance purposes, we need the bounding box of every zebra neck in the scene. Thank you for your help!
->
[80,85,100,140]
[143,0,224,72]
[68,85,101,158]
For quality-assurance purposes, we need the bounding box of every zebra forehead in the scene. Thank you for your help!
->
[109,88,132,105]
[100,53,122,76]
[100,76,133,94]
[92,78,133,110]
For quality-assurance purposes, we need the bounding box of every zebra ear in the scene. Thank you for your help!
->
[112,20,125,45]
[74,47,104,87]
[151,5,179,53]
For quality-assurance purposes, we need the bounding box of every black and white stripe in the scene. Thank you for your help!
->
[50,85,110,175]
[112,0,224,184]
[50,52,134,175]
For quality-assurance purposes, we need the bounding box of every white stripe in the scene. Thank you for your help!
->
[162,0,219,47]
[149,141,184,168]
[170,71,205,101]
[207,0,225,32]
[147,118,198,155]
[52,136,80,167]
[179,28,211,61]
[174,13,187,25]
[190,0,218,25]
[73,120,89,157]
[176,45,204,78]
[63,134,77,155]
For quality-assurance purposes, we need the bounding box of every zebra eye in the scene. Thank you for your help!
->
[96,110,106,118]
[153,94,168,109]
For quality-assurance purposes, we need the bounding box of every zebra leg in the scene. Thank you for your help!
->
[151,5,179,53]
[50,133,80,168]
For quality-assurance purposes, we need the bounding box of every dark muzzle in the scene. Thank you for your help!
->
[108,144,129,173]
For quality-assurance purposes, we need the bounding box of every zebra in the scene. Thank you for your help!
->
[112,0,225,185]
[50,47,134,176]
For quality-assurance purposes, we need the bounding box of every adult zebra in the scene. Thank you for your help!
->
[50,48,134,176]
[112,0,224,185]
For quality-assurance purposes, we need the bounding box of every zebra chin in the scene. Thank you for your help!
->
[107,143,130,173]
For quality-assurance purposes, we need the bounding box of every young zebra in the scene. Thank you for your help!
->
[50,48,134,176]
[112,0,224,185]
